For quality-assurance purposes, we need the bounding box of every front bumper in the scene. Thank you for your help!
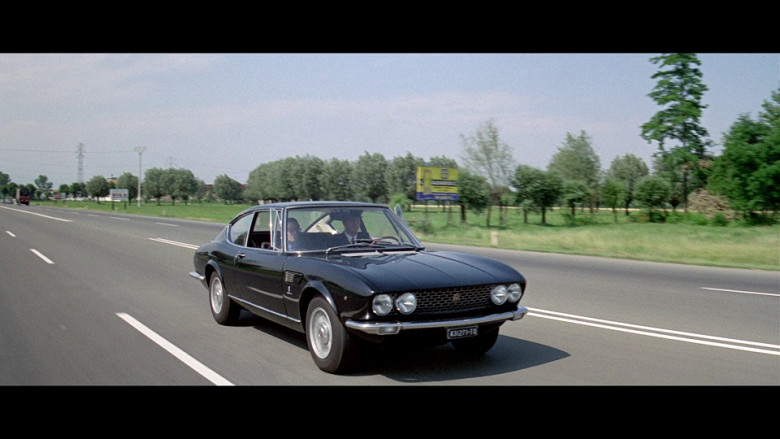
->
[344,306,528,335]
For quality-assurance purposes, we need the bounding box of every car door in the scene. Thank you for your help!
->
[232,208,287,316]
[219,210,256,304]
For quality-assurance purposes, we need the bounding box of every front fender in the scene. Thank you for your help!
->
[295,276,370,328]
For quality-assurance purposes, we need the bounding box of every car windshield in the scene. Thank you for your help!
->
[285,206,423,253]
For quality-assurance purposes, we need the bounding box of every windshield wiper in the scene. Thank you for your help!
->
[325,242,371,254]
[325,242,421,254]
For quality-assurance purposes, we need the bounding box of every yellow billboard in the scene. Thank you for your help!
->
[416,166,458,201]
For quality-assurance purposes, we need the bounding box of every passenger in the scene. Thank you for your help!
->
[287,218,302,251]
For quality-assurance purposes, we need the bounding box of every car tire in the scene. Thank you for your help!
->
[451,326,499,355]
[305,296,356,374]
[209,273,240,325]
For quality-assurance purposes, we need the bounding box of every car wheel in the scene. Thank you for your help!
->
[306,296,356,374]
[451,327,499,355]
[209,273,240,325]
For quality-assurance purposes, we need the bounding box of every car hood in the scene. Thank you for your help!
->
[320,249,524,292]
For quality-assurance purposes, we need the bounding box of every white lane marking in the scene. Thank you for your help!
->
[109,216,129,221]
[0,205,72,222]
[701,287,780,298]
[148,237,199,249]
[527,308,780,356]
[116,312,233,386]
[30,249,55,264]
[6,231,16,237]
[155,222,179,227]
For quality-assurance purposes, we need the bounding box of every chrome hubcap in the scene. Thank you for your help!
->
[309,308,332,359]
[211,279,223,312]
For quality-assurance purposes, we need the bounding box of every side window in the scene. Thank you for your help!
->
[229,212,255,246]
[271,209,283,250]
[251,210,272,249]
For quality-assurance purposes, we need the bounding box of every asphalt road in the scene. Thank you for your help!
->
[1,204,777,385]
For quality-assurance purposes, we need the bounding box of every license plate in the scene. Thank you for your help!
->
[447,326,478,339]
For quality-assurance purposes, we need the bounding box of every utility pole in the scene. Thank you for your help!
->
[76,143,85,184]
[134,147,146,207]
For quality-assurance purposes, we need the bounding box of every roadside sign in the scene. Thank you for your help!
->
[416,166,459,201]
[110,189,129,202]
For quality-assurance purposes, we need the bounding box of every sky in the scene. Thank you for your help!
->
[1,53,778,188]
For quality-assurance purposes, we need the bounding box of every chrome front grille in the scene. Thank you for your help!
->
[413,285,493,315]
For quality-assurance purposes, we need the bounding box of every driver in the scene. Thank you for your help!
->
[332,211,370,245]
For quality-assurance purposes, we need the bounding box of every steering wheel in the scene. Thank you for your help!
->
[370,235,401,245]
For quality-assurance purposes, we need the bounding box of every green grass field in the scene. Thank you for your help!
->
[33,199,780,271]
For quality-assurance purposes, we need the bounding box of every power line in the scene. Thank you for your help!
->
[0,147,133,154]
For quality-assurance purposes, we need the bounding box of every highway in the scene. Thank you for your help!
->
[1,204,777,385]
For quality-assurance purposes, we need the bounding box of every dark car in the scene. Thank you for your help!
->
[189,201,528,373]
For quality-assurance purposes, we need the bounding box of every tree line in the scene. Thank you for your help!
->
[2,54,777,225]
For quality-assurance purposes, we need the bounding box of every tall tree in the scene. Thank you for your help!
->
[513,165,563,225]
[321,158,353,201]
[641,53,711,210]
[34,175,53,196]
[456,169,490,224]
[461,120,515,226]
[547,130,601,211]
[708,88,780,217]
[352,152,388,203]
[115,172,138,200]
[143,167,169,205]
[85,175,110,203]
[634,175,671,222]
[292,155,325,201]
[602,178,627,223]
[0,171,10,197]
[461,119,514,187]
[194,178,209,203]
[562,180,589,217]
[607,153,649,215]
[386,152,424,202]
[70,181,86,198]
[213,174,243,204]
[58,183,70,199]
[245,162,275,203]
[512,165,540,223]
[167,168,197,205]
[530,171,563,225]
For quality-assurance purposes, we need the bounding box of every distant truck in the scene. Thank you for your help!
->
[18,188,30,205]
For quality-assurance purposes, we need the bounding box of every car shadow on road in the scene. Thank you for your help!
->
[238,311,310,349]
[242,310,569,381]
[354,335,570,382]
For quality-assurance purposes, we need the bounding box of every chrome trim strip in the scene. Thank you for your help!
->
[230,295,302,324]
[345,306,528,335]
[247,285,281,299]
[189,271,205,282]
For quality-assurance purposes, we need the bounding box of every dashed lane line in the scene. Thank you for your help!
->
[30,249,55,264]
[116,312,233,386]
[148,237,199,249]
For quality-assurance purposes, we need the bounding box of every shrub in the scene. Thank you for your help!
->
[711,213,729,226]
[411,219,435,235]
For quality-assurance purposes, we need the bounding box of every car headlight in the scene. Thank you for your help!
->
[490,285,508,305]
[372,294,393,316]
[395,292,417,314]
[507,283,523,302]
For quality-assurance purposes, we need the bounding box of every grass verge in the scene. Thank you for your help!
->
[32,200,779,271]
